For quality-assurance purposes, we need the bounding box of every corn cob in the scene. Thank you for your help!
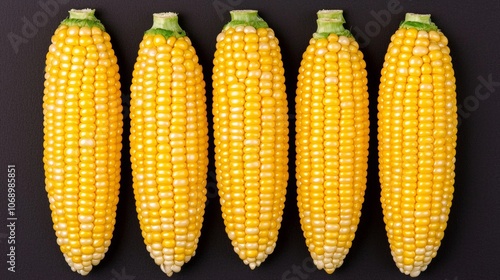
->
[212,10,289,268]
[42,9,123,275]
[377,13,457,277]
[295,10,369,274]
[129,13,209,276]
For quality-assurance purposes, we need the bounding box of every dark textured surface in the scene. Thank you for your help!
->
[1,0,499,279]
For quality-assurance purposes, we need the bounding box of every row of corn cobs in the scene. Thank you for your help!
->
[42,8,457,277]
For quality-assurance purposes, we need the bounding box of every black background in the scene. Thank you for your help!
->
[1,0,499,279]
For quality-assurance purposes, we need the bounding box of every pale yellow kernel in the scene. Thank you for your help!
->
[416,30,429,39]
[244,26,257,33]
[428,31,441,42]
[329,37,346,48]
[412,46,428,56]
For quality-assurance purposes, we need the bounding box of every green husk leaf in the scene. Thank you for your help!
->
[316,9,345,22]
[399,13,439,31]
[223,10,269,30]
[145,12,186,38]
[61,9,105,30]
[313,10,352,38]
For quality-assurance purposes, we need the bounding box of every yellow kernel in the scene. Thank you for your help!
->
[153,34,166,46]
[405,28,418,38]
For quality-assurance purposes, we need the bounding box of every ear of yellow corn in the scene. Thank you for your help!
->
[212,10,289,269]
[295,10,370,274]
[129,13,209,276]
[43,9,123,275]
[377,13,457,277]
